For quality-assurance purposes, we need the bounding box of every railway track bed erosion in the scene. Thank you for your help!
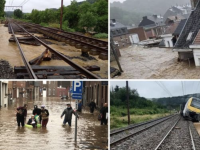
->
[110,115,200,150]
[0,20,108,79]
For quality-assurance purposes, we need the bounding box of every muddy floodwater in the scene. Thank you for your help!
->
[0,24,108,78]
[0,97,108,150]
[111,45,200,79]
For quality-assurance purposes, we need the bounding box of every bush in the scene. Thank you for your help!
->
[40,22,48,27]
[93,33,108,39]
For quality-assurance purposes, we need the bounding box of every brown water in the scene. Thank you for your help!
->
[0,97,108,150]
[111,45,200,79]
[0,25,108,78]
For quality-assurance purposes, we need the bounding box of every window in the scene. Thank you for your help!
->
[53,89,55,95]
[186,32,193,41]
[191,98,200,109]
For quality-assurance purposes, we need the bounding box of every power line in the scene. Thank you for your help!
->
[20,0,30,6]
[155,81,172,97]
[159,82,173,97]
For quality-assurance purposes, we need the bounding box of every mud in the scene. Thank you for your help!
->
[111,45,200,79]
[0,24,108,78]
[0,97,108,150]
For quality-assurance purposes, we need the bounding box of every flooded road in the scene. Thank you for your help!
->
[0,24,108,78]
[0,97,108,150]
[111,45,200,79]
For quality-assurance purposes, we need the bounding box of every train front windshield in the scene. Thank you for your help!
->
[191,98,200,109]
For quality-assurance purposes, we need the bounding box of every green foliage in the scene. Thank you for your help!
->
[16,0,107,34]
[79,12,97,32]
[111,85,164,109]
[0,0,5,17]
[14,9,23,19]
[93,33,108,39]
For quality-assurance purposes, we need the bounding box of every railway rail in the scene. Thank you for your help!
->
[110,114,177,148]
[111,115,200,150]
[8,19,101,79]
[15,20,108,57]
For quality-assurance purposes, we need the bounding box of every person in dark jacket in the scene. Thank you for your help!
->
[61,104,79,126]
[40,105,49,127]
[33,105,41,115]
[100,103,108,125]
[77,101,82,112]
[89,100,96,113]
[33,105,41,123]
[27,115,37,128]
[16,104,28,127]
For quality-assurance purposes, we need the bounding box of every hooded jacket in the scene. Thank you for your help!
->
[61,107,78,120]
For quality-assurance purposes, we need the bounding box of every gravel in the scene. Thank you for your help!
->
[0,60,15,79]
[111,115,180,150]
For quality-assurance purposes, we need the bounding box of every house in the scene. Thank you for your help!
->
[110,19,131,49]
[159,21,180,47]
[138,15,166,38]
[0,81,8,107]
[163,5,191,23]
[165,15,185,25]
[174,0,200,66]
[128,27,148,42]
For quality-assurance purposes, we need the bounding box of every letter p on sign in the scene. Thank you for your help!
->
[72,81,83,94]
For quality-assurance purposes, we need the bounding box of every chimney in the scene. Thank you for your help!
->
[153,15,157,18]
[143,16,147,19]
[190,0,199,9]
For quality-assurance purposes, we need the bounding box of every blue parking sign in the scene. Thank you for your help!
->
[72,81,83,94]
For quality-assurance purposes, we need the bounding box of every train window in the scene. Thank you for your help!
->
[191,98,200,109]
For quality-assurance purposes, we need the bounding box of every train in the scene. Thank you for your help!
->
[182,97,200,122]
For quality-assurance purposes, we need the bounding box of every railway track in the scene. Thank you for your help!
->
[15,20,108,58]
[111,115,200,150]
[7,20,101,79]
[110,114,177,148]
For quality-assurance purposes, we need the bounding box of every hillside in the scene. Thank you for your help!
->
[110,0,190,25]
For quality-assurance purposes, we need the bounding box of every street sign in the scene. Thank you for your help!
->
[72,81,83,94]
[72,94,82,100]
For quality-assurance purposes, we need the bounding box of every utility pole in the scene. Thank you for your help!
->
[60,0,64,30]
[126,81,130,125]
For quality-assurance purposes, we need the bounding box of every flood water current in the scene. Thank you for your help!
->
[0,97,108,150]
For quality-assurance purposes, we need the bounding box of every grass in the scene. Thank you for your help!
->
[111,106,171,129]
[93,33,108,39]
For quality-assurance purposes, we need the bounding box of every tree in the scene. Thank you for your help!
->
[14,9,23,19]
[63,0,80,29]
[0,0,6,17]
[79,12,97,32]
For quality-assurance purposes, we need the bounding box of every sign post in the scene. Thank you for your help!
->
[72,81,83,142]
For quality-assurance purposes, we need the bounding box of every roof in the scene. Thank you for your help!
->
[173,19,187,35]
[138,15,164,28]
[163,5,191,22]
[175,0,200,48]
[193,30,200,44]
[110,19,127,30]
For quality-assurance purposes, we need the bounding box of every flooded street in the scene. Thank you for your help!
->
[0,97,108,150]
[111,45,200,79]
[0,24,108,78]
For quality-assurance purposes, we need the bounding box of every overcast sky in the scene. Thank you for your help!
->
[110,81,200,99]
[110,0,126,3]
[5,0,84,13]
